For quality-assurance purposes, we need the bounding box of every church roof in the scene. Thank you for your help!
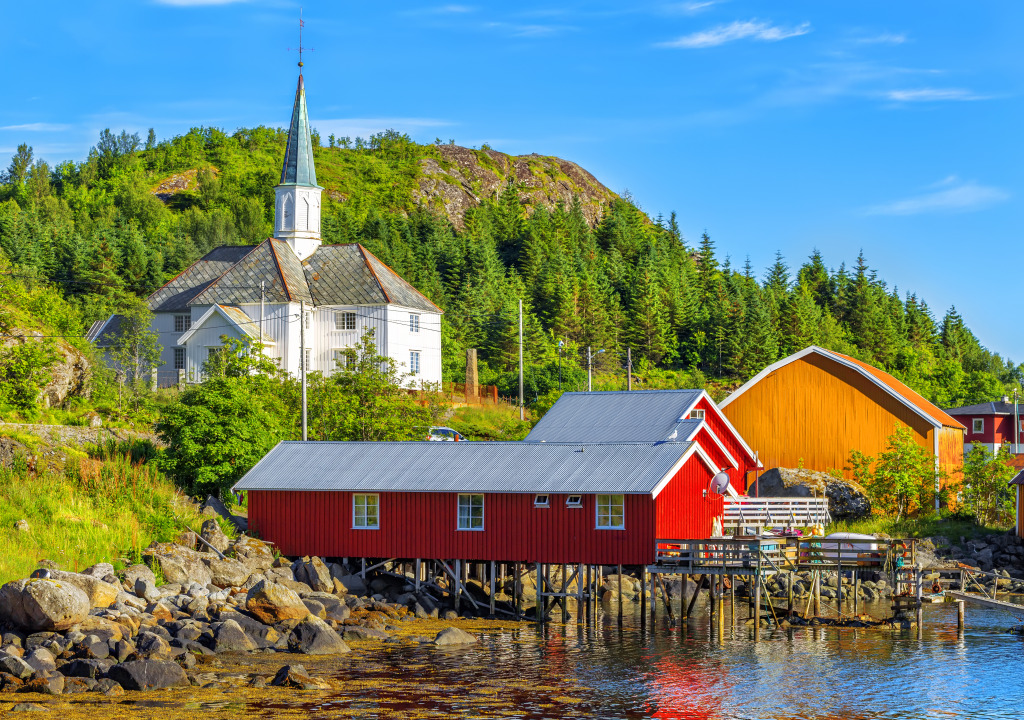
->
[145,242,440,313]
[303,244,442,312]
[280,74,318,187]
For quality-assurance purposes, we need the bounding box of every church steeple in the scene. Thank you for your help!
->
[280,74,318,187]
[274,71,323,261]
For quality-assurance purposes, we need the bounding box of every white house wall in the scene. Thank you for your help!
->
[385,305,442,387]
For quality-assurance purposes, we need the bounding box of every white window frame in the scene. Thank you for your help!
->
[534,494,550,508]
[972,418,984,434]
[333,348,356,370]
[566,495,583,508]
[352,494,379,530]
[173,347,185,370]
[690,409,705,419]
[410,350,421,375]
[596,494,625,530]
[334,311,357,331]
[410,313,420,333]
[174,314,192,333]
[457,493,485,531]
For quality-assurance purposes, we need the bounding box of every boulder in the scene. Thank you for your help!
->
[0,655,34,679]
[135,578,160,603]
[134,631,173,660]
[107,660,189,691]
[9,702,48,711]
[245,580,310,624]
[44,570,119,609]
[749,467,871,520]
[232,536,275,573]
[211,620,257,654]
[270,663,328,690]
[433,627,478,646]
[302,599,327,620]
[62,658,113,679]
[288,616,350,655]
[142,544,214,587]
[123,564,156,590]
[202,557,251,588]
[19,673,64,695]
[14,519,29,532]
[80,563,115,580]
[199,519,231,554]
[0,579,90,632]
[335,574,368,596]
[23,649,55,676]
[294,557,333,593]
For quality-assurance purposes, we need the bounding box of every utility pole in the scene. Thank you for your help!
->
[1015,388,1020,454]
[587,347,604,392]
[518,299,524,421]
[300,300,307,441]
[259,281,265,348]
[557,339,563,391]
[625,348,631,391]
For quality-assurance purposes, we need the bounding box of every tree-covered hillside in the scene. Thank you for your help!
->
[0,126,1019,409]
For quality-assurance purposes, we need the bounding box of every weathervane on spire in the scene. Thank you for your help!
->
[287,8,313,71]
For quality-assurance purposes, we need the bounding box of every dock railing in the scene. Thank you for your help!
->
[722,496,831,531]
[653,536,915,575]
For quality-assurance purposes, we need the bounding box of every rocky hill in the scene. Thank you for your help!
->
[413,145,617,229]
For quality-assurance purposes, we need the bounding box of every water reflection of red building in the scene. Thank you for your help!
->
[645,657,726,720]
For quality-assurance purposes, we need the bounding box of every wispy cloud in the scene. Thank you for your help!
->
[665,1,721,14]
[658,19,811,49]
[434,4,475,12]
[866,176,1009,216]
[0,122,72,132]
[154,0,247,6]
[855,32,907,45]
[884,87,990,102]
[484,22,571,38]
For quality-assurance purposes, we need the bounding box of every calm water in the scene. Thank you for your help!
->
[277,602,1024,720]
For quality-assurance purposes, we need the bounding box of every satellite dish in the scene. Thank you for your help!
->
[709,470,731,495]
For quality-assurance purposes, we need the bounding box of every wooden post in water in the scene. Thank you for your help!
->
[639,566,648,629]
[650,571,657,624]
[686,575,704,618]
[534,563,543,624]
[680,574,689,621]
[617,564,624,625]
[853,570,859,615]
[514,562,521,620]
[915,565,924,639]
[787,572,794,618]
[753,573,762,642]
[489,560,497,618]
[415,559,422,592]
[813,571,821,618]
[576,563,584,626]
[729,574,736,626]
[956,600,965,632]
[454,559,462,615]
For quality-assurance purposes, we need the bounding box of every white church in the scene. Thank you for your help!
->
[90,73,443,387]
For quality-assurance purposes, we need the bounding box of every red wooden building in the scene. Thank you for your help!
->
[944,399,1023,455]
[236,439,728,566]
[525,390,761,493]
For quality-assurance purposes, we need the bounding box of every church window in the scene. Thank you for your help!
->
[174,315,191,333]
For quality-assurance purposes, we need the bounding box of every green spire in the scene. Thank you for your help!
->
[280,74,318,187]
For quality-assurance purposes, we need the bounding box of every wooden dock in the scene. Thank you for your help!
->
[945,590,1024,612]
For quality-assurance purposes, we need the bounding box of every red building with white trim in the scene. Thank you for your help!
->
[945,399,1024,455]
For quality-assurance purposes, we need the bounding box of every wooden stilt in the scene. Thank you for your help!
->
[956,600,964,632]
[729,574,735,626]
[680,574,689,621]
[576,564,584,626]
[787,572,794,618]
[454,559,462,615]
[657,574,675,625]
[489,560,496,618]
[686,574,704,618]
[514,562,521,619]
[639,566,648,628]
[853,570,859,615]
[753,573,762,642]
[535,562,543,623]
[585,564,592,625]
[650,571,657,624]
[415,559,422,592]
[617,563,624,625]
[915,566,923,639]
[813,571,821,618]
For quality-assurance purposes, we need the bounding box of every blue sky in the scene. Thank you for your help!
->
[2,1,1021,362]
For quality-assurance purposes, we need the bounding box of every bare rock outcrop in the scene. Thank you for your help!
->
[749,467,871,520]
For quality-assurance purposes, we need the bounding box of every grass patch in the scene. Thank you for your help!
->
[447,403,532,441]
[827,515,1011,542]
[0,450,204,584]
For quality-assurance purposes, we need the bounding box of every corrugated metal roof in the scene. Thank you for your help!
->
[233,440,694,494]
[525,390,704,443]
